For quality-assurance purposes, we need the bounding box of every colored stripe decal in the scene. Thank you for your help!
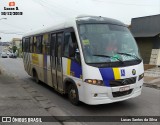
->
[67,59,71,75]
[70,61,82,78]
[99,68,114,87]
[113,68,120,79]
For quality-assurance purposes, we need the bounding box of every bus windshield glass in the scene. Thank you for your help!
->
[78,24,140,64]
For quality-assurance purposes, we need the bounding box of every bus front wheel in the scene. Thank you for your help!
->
[68,84,79,105]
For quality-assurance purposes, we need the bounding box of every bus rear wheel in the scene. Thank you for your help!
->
[68,84,79,105]
[33,70,40,84]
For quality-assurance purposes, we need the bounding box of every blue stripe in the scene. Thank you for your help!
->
[70,61,82,78]
[99,68,114,87]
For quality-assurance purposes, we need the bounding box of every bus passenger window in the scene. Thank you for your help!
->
[24,38,30,52]
[36,36,42,54]
[33,37,36,53]
[57,33,63,69]
[45,44,50,55]
[64,33,70,57]
[30,37,33,53]
[22,38,25,52]
[43,34,50,55]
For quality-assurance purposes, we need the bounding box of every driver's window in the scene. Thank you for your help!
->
[63,31,78,59]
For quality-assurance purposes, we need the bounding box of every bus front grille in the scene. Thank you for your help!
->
[109,77,136,87]
[112,89,133,97]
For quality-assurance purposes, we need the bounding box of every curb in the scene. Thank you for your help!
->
[143,83,160,90]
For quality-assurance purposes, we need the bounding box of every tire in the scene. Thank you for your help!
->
[68,84,79,105]
[33,70,40,84]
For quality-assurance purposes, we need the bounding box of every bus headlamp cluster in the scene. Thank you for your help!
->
[138,73,144,81]
[84,79,104,86]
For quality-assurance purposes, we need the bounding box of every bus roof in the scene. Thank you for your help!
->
[76,15,125,26]
[23,15,126,37]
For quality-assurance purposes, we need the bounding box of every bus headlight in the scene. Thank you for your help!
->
[138,73,144,81]
[84,79,104,86]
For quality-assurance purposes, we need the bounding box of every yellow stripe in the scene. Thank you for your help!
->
[67,59,71,75]
[113,68,120,79]
[32,53,39,65]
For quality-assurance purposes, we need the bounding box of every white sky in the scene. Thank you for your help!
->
[0,0,159,42]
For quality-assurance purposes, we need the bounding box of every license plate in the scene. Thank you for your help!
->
[119,86,130,92]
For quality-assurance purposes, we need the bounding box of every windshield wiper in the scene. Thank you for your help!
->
[116,52,141,61]
[93,54,123,63]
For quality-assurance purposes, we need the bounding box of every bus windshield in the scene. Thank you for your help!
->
[78,24,141,64]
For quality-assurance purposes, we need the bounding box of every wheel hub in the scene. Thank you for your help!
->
[70,89,76,99]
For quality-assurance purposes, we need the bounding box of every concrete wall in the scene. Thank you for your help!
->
[150,49,159,65]
[136,36,160,65]
[150,49,160,65]
[136,38,152,64]
[149,36,160,65]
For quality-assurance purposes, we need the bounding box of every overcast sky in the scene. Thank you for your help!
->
[0,0,160,42]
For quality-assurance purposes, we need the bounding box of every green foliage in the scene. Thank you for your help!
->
[12,45,17,53]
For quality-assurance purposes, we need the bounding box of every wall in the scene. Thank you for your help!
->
[136,37,153,64]
[149,35,160,65]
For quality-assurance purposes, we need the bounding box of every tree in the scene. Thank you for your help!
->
[12,45,17,53]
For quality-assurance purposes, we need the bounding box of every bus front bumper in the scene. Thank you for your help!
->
[80,80,143,105]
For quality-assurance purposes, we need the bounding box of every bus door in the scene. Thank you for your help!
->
[50,33,63,91]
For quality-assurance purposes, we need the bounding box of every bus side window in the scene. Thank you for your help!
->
[36,36,42,54]
[43,34,50,55]
[30,37,33,53]
[25,38,30,52]
[45,42,50,55]
[22,38,25,52]
[33,37,36,53]
[64,32,70,57]
[63,32,80,62]
[28,38,30,52]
